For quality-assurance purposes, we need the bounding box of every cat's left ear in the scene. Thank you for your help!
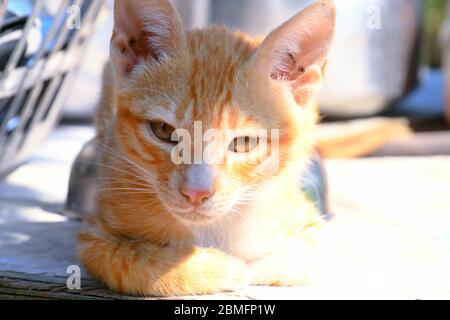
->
[111,0,185,78]
[254,0,336,106]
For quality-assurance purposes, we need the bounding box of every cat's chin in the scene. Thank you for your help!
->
[165,205,224,224]
[172,210,219,224]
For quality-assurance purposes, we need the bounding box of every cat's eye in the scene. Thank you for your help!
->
[229,136,260,153]
[149,120,176,143]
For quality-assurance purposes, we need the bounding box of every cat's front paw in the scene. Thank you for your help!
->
[221,256,252,292]
[249,258,310,287]
[248,241,316,287]
[196,248,251,294]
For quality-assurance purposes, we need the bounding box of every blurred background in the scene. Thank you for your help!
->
[0,0,449,299]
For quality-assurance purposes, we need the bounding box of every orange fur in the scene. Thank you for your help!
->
[78,0,336,297]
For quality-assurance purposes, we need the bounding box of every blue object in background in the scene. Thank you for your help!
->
[302,151,330,220]
[8,0,33,17]
[388,69,445,119]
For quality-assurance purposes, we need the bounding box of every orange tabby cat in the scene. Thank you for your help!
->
[78,0,336,296]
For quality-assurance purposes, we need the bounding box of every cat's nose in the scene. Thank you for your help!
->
[181,186,214,206]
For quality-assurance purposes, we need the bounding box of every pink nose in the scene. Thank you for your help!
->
[181,186,214,206]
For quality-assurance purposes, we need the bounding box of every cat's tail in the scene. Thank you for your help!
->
[314,117,413,158]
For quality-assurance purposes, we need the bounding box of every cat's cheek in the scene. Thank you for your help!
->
[168,171,183,198]
[254,156,282,177]
[226,153,279,182]
[226,161,256,183]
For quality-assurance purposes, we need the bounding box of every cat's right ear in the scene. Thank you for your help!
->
[252,0,336,106]
[111,0,185,79]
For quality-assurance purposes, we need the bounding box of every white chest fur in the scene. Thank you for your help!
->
[187,212,276,261]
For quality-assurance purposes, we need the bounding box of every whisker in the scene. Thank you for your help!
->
[96,187,154,193]
[76,160,153,186]
[97,191,158,201]
[95,140,152,178]
[80,177,153,189]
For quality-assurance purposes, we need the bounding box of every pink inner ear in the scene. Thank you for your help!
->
[270,28,332,82]
[290,67,322,105]
[111,0,184,76]
[112,1,160,75]
[112,31,159,75]
[269,44,328,105]
[271,52,310,81]
[263,0,336,104]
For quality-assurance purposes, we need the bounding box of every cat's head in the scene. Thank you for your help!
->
[108,0,335,224]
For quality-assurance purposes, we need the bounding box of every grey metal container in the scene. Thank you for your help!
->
[175,0,423,117]
[0,0,105,177]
